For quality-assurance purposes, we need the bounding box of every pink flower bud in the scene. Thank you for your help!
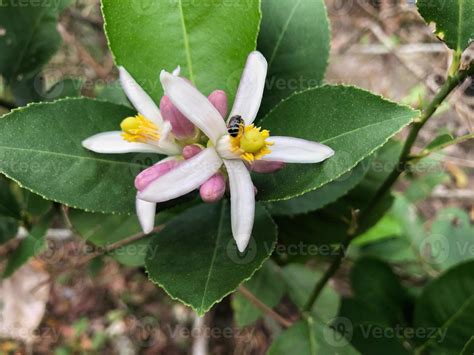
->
[160,96,196,139]
[182,144,203,160]
[249,160,285,173]
[208,90,228,118]
[135,159,181,191]
[200,173,226,203]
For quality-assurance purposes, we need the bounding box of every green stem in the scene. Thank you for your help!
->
[302,64,473,313]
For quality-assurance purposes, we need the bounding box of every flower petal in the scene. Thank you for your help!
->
[229,51,268,125]
[119,66,163,125]
[136,198,156,234]
[160,71,227,144]
[135,157,181,191]
[262,136,335,163]
[208,90,228,118]
[82,131,162,154]
[138,148,223,203]
[223,159,255,252]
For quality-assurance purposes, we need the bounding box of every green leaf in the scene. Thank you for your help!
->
[268,317,359,355]
[404,170,449,203]
[282,264,339,322]
[0,217,17,245]
[417,0,474,52]
[254,86,417,202]
[339,258,412,354]
[352,214,403,246]
[145,201,277,315]
[265,157,370,217]
[427,208,474,270]
[3,211,53,278]
[0,0,63,82]
[0,98,159,214]
[0,176,21,220]
[232,259,284,327]
[424,132,455,152]
[414,261,474,354]
[102,0,261,104]
[257,0,330,116]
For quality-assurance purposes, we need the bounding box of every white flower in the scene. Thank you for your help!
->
[82,67,181,156]
[137,51,334,252]
[82,67,183,232]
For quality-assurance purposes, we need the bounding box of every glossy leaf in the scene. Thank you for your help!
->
[339,258,412,354]
[102,0,261,104]
[417,0,474,52]
[254,86,417,202]
[414,261,474,354]
[0,176,21,220]
[0,0,63,83]
[145,201,277,315]
[232,260,284,327]
[265,157,370,217]
[257,0,330,116]
[268,317,359,355]
[0,98,160,214]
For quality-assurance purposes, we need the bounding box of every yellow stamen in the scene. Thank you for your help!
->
[230,124,273,162]
[120,114,160,143]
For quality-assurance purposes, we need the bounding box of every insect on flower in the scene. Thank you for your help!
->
[136,51,335,252]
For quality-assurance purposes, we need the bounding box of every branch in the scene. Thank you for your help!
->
[302,63,474,312]
[238,286,293,328]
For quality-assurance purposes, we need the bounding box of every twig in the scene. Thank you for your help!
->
[238,286,293,328]
[76,225,163,266]
[410,133,474,160]
[303,63,474,312]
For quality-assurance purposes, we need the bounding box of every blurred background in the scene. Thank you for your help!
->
[0,0,473,354]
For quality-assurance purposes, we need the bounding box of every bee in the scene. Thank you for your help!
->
[227,115,245,138]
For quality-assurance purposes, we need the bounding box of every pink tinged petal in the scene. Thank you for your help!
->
[135,158,181,191]
[138,148,223,203]
[250,160,285,173]
[172,66,181,76]
[160,96,197,139]
[208,90,228,118]
[119,66,163,125]
[229,51,268,125]
[82,131,163,154]
[262,136,335,163]
[160,71,227,144]
[224,159,255,252]
[200,173,226,203]
[136,198,156,234]
[182,144,203,160]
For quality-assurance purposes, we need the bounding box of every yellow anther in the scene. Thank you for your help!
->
[120,114,160,143]
[230,124,273,162]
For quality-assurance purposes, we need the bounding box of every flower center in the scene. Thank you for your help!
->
[230,124,273,162]
[120,114,160,143]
